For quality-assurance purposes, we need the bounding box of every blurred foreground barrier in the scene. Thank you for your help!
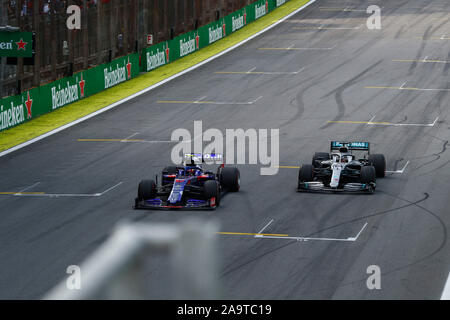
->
[43,218,220,300]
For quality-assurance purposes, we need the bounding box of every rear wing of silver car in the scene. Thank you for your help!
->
[330,141,370,154]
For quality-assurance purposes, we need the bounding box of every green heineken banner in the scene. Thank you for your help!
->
[0,32,33,57]
[1,0,295,133]
[0,53,139,132]
[142,0,288,72]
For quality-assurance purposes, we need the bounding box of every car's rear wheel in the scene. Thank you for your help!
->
[220,167,240,192]
[361,166,376,184]
[138,179,156,201]
[298,164,314,183]
[312,152,330,167]
[204,180,220,207]
[368,154,386,178]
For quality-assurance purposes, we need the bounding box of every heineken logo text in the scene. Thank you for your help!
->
[209,25,223,44]
[0,102,25,131]
[180,38,196,57]
[104,64,127,89]
[52,82,79,110]
[232,15,245,32]
[0,41,13,50]
[255,4,267,19]
[146,49,166,71]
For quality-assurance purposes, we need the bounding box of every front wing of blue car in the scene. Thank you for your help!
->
[134,197,217,210]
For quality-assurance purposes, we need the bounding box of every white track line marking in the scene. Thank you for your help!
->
[121,132,139,142]
[250,96,264,104]
[366,115,376,126]
[0,0,317,159]
[99,182,123,195]
[386,161,410,174]
[256,222,368,242]
[332,117,439,127]
[441,272,450,300]
[294,26,362,30]
[378,117,439,127]
[157,96,263,105]
[194,96,207,104]
[255,219,274,237]
[133,140,176,143]
[215,67,303,75]
[366,85,450,92]
[15,182,41,194]
[14,182,123,198]
[347,222,368,241]
[259,45,336,50]
[399,82,407,90]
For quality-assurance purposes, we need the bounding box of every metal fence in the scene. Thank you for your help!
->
[0,0,256,98]
[43,218,220,299]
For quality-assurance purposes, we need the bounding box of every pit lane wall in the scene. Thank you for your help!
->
[0,0,290,133]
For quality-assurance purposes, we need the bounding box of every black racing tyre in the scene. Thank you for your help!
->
[312,152,330,166]
[204,180,220,206]
[298,164,314,182]
[220,167,240,192]
[368,154,386,178]
[361,166,376,184]
[138,179,156,201]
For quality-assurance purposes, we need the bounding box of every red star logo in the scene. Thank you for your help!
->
[79,73,85,98]
[126,58,132,78]
[165,42,170,62]
[196,33,200,49]
[16,38,27,50]
[25,91,33,119]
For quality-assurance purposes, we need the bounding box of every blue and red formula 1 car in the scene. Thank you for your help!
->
[134,153,240,210]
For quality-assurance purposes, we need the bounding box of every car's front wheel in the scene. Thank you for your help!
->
[138,180,156,201]
[361,166,376,184]
[298,164,314,188]
[204,180,220,207]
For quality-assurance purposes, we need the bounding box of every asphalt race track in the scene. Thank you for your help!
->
[1,0,450,299]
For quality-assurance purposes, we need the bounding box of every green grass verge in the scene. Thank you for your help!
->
[0,0,311,152]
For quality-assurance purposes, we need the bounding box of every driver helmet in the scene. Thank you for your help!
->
[186,166,201,176]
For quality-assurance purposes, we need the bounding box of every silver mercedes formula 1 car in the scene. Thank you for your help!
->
[297,141,386,193]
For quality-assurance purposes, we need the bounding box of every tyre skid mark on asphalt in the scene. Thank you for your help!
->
[218,222,368,242]
[0,182,123,198]
[262,192,447,294]
[413,140,448,171]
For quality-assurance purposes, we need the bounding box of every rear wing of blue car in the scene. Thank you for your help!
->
[183,153,223,164]
[330,141,370,153]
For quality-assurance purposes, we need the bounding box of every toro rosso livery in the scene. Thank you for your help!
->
[134,153,240,210]
[297,141,386,193]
